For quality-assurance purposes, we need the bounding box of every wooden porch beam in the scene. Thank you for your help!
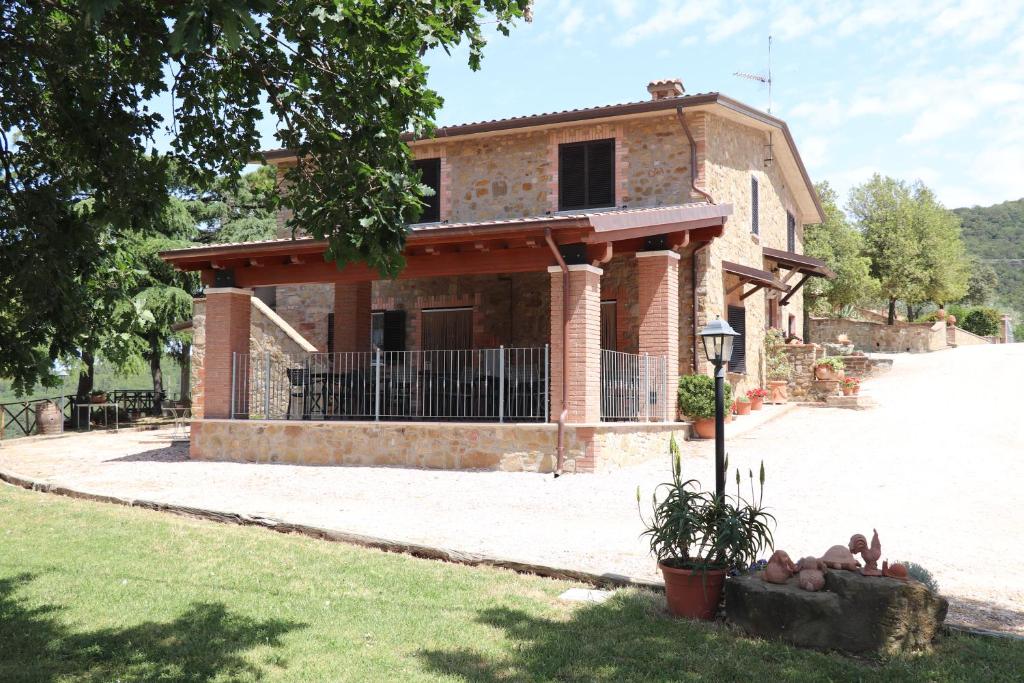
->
[780,273,813,305]
[739,283,765,301]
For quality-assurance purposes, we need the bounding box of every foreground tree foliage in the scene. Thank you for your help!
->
[0,0,529,392]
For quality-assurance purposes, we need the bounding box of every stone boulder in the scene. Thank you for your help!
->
[725,569,948,655]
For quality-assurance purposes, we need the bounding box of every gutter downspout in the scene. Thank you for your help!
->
[545,228,569,477]
[676,107,718,373]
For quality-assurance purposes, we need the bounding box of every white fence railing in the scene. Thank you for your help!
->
[600,349,670,422]
[231,347,548,422]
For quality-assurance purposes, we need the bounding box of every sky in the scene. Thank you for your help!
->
[412,0,1024,210]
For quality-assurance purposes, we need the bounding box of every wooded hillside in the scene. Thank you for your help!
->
[954,198,1024,314]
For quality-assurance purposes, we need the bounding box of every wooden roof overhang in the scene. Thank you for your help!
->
[722,260,791,302]
[762,247,835,305]
[160,203,732,289]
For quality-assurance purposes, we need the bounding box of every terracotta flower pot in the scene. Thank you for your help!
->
[853,385,860,395]
[767,380,788,404]
[89,394,106,404]
[842,386,854,396]
[692,417,715,439]
[659,562,727,620]
[749,396,764,411]
[734,401,751,416]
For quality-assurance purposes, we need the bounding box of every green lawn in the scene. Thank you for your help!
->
[0,485,1021,682]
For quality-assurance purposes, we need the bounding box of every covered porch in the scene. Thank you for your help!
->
[162,203,730,472]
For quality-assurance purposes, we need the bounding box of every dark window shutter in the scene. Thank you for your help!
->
[559,139,615,210]
[414,158,441,222]
[600,300,617,350]
[727,305,747,374]
[254,286,277,310]
[558,144,587,209]
[751,177,759,235]
[420,308,473,350]
[327,313,335,353]
[787,211,796,252]
[381,310,406,351]
[586,140,615,207]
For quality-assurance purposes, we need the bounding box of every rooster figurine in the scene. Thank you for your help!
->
[849,529,882,576]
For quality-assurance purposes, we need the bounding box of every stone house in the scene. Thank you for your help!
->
[162,78,830,473]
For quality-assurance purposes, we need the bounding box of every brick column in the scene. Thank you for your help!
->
[203,287,252,419]
[333,282,372,352]
[637,250,680,419]
[548,264,603,424]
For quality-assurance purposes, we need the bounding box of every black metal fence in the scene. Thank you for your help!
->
[0,389,165,440]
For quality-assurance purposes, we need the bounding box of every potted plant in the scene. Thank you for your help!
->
[764,329,791,404]
[841,376,861,396]
[678,374,732,439]
[638,437,775,619]
[814,356,845,381]
[89,390,107,404]
[733,395,751,416]
[746,388,767,411]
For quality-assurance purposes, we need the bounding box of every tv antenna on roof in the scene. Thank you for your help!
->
[734,35,773,112]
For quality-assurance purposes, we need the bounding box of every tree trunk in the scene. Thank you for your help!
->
[74,350,95,428]
[906,304,919,323]
[148,332,164,416]
[179,342,191,405]
[887,299,897,325]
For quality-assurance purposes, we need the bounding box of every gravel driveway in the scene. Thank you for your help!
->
[2,344,1022,634]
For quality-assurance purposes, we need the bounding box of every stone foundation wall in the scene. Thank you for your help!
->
[950,326,992,347]
[781,343,819,399]
[808,317,947,353]
[190,419,683,474]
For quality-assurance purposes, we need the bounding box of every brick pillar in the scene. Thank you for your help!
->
[548,264,603,424]
[203,287,252,419]
[637,250,680,419]
[333,282,372,352]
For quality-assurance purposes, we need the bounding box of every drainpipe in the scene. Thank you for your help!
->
[591,242,613,267]
[545,228,569,477]
[675,107,715,206]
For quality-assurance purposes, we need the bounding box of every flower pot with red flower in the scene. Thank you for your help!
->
[841,376,861,396]
[733,396,751,416]
[746,388,767,410]
[639,437,775,619]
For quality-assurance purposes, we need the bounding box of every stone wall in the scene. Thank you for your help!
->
[781,343,819,399]
[951,326,992,347]
[809,317,948,353]
[190,419,683,474]
[274,284,333,352]
[190,299,206,419]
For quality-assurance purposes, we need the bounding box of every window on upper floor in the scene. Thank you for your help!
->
[558,139,615,211]
[787,211,796,252]
[751,175,759,235]
[414,158,441,223]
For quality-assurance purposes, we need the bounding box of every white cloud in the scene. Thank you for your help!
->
[798,135,829,169]
[614,0,713,46]
[707,7,758,43]
[928,0,1023,45]
[610,0,638,19]
[900,100,979,142]
[559,6,584,35]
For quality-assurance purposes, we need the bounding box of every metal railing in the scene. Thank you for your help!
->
[600,349,670,422]
[0,389,165,439]
[231,347,549,423]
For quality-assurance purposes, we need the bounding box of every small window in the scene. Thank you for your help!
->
[787,211,796,252]
[421,307,473,350]
[414,158,441,223]
[727,305,747,374]
[751,176,759,235]
[559,139,615,210]
[600,300,617,351]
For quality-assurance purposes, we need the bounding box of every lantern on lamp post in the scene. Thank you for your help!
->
[699,316,740,500]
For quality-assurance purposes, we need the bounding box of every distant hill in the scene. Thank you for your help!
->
[954,198,1024,314]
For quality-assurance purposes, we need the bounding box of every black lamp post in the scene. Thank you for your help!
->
[699,316,740,500]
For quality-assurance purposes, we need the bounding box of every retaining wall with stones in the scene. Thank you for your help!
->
[808,317,947,353]
[190,419,683,474]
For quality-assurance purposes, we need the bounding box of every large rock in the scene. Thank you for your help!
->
[725,569,948,655]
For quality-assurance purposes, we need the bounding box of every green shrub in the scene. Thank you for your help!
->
[903,562,940,593]
[960,307,1001,337]
[814,356,845,371]
[677,374,732,419]
[764,328,791,381]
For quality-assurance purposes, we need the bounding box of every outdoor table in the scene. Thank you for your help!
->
[162,404,190,438]
[76,402,119,432]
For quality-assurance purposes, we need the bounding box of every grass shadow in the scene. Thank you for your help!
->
[0,572,303,682]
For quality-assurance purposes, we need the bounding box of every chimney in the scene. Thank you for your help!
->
[647,78,685,100]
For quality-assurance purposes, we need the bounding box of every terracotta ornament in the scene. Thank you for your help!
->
[761,550,798,584]
[796,556,827,591]
[850,529,882,576]
[820,545,860,570]
[882,560,909,581]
